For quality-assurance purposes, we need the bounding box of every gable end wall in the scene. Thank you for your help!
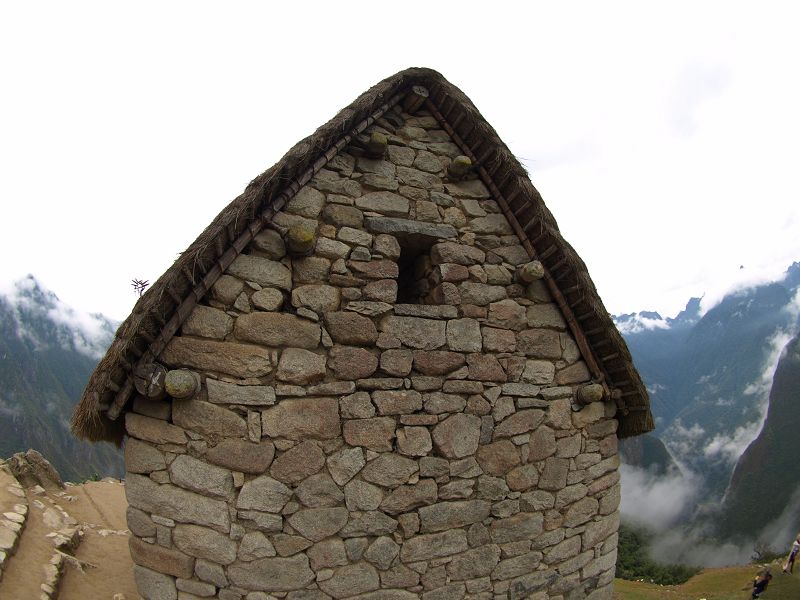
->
[123,107,621,600]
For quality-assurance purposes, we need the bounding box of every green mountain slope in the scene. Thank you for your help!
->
[717,332,800,541]
[0,276,123,480]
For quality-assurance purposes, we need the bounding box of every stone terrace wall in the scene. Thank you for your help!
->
[123,108,621,600]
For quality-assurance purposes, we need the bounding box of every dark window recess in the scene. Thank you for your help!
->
[396,244,430,304]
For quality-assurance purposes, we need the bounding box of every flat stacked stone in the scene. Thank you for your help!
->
[125,106,620,600]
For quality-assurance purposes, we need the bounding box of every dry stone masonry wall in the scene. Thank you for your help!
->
[124,108,621,600]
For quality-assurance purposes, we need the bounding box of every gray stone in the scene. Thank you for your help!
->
[563,496,599,527]
[372,390,422,415]
[205,438,275,474]
[364,536,400,570]
[487,299,527,331]
[125,413,186,446]
[262,397,340,440]
[447,544,501,580]
[292,285,340,313]
[125,438,166,473]
[471,216,516,239]
[276,348,327,384]
[160,338,272,378]
[356,191,409,217]
[318,562,380,598]
[521,360,555,385]
[195,558,228,587]
[212,274,245,305]
[228,254,291,290]
[329,346,378,380]
[251,287,284,311]
[345,479,384,511]
[493,550,543,580]
[446,318,482,352]
[272,534,313,557]
[506,464,540,492]
[444,180,491,199]
[126,474,230,533]
[418,500,491,532]
[315,236,352,260]
[399,530,469,562]
[327,446,366,486]
[286,186,325,218]
[169,454,233,499]
[396,426,432,457]
[360,454,417,487]
[270,440,325,484]
[288,507,349,542]
[129,537,194,579]
[393,304,458,319]
[227,554,315,591]
[307,538,349,570]
[373,234,401,259]
[459,283,506,306]
[528,426,557,462]
[237,531,276,561]
[424,392,466,414]
[293,256,332,283]
[127,506,157,537]
[337,226,373,247]
[475,440,520,476]
[380,316,446,350]
[538,457,569,491]
[183,305,233,339]
[133,565,178,600]
[490,512,544,544]
[430,242,485,266]
[325,312,378,345]
[516,329,562,358]
[431,413,481,458]
[323,204,364,228]
[526,303,567,329]
[339,511,398,538]
[236,475,292,513]
[379,479,438,515]
[206,379,276,406]
[176,578,215,597]
[295,472,345,508]
[364,217,457,241]
[173,399,247,439]
[235,313,320,349]
[252,228,286,259]
[438,479,474,500]
[173,523,237,564]
[494,409,545,439]
[343,417,396,452]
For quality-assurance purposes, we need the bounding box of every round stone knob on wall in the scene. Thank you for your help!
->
[165,369,200,399]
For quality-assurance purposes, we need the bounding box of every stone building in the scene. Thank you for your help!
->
[73,68,653,600]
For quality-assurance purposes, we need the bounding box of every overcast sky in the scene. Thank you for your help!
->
[2,2,799,321]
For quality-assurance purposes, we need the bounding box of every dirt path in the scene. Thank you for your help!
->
[0,490,54,599]
[57,480,137,600]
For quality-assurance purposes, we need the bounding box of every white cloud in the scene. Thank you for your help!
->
[1,276,116,359]
[620,464,699,531]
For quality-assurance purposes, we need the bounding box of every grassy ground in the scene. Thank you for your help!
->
[614,561,800,600]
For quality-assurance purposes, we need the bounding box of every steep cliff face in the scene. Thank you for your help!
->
[717,332,800,541]
[0,277,123,481]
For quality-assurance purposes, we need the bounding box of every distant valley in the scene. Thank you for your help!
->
[616,262,800,563]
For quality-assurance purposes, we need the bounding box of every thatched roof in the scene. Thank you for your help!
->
[72,67,654,444]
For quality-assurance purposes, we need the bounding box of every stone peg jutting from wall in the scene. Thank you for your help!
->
[73,70,651,600]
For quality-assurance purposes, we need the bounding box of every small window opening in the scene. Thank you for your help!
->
[396,238,435,304]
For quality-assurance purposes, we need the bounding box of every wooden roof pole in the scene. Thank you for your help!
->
[424,97,611,398]
[105,92,406,420]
